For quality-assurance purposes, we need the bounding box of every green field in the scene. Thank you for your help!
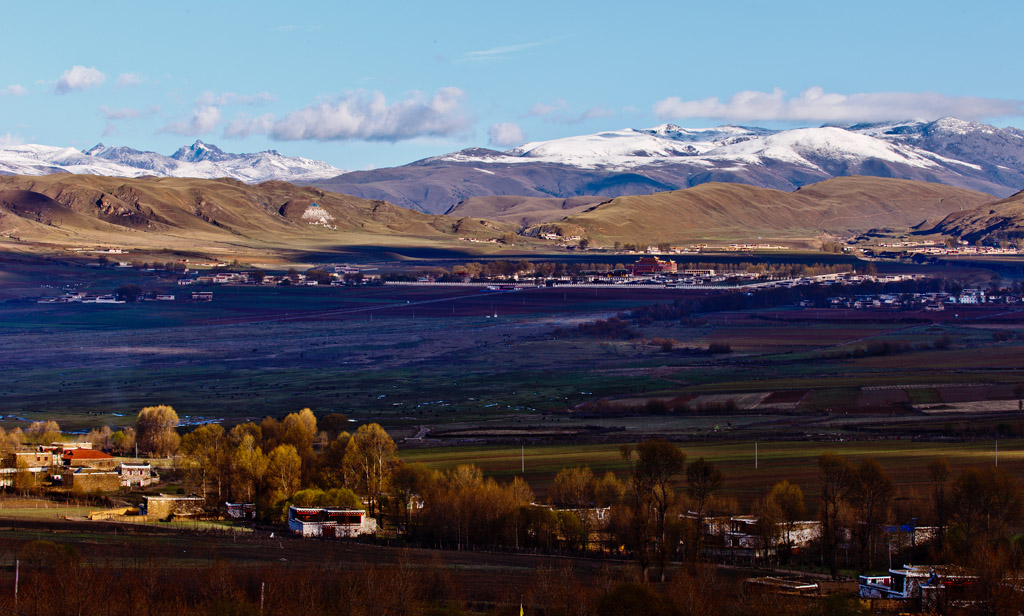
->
[402,439,1023,507]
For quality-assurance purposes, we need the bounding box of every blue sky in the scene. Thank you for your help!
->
[1,0,1021,170]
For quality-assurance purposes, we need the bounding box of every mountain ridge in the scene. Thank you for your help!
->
[314,118,1024,214]
[0,141,343,184]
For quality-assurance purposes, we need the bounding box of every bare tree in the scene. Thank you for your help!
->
[686,457,723,562]
[927,457,951,556]
[949,465,1024,558]
[846,458,893,571]
[551,466,596,551]
[818,453,852,579]
[621,439,686,581]
[767,480,806,561]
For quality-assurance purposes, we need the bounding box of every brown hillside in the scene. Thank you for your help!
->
[928,189,1024,242]
[549,176,994,245]
[0,175,515,259]
[447,195,607,225]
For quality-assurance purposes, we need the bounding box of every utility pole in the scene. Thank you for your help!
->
[996,440,999,466]
[521,445,525,474]
[755,442,758,469]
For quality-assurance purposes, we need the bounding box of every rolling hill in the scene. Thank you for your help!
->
[0,174,1001,258]
[927,189,1024,243]
[0,175,514,260]
[526,177,994,245]
[446,195,607,225]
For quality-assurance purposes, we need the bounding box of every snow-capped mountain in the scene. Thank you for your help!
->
[315,118,1024,213]
[0,141,343,183]
[435,120,1008,174]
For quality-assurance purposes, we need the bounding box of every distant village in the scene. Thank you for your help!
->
[863,238,1024,259]
[40,250,1018,316]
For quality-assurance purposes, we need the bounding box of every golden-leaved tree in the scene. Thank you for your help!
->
[135,405,180,456]
[342,423,397,517]
[265,444,302,507]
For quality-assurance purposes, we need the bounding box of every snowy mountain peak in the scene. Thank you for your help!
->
[931,117,979,134]
[171,140,230,163]
[0,141,344,183]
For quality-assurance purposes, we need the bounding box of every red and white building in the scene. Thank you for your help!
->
[631,256,678,275]
[287,506,377,538]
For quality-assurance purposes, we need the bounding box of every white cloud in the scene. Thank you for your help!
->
[527,99,614,124]
[100,105,159,120]
[527,99,568,117]
[464,40,546,61]
[0,133,24,146]
[224,112,276,138]
[269,87,472,142]
[488,122,526,147]
[578,107,614,122]
[653,87,1024,123]
[55,65,107,94]
[197,91,276,106]
[160,106,222,135]
[100,106,141,120]
[115,73,144,87]
[1,84,27,96]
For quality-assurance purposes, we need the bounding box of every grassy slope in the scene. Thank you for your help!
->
[0,175,523,259]
[552,176,994,245]
[446,195,607,225]
[930,188,1024,240]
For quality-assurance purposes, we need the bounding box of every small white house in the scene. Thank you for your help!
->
[120,463,158,487]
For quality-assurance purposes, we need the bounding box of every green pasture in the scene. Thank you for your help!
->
[401,439,1024,507]
[0,504,93,521]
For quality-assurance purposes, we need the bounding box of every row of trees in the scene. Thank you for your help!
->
[65,406,1024,584]
[174,409,397,521]
[389,259,859,284]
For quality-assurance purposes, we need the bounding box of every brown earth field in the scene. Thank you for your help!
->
[0,516,645,611]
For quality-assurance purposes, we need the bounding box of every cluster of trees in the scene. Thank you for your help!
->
[821,336,952,360]
[94,257,187,271]
[553,317,637,340]
[173,409,397,521]
[816,453,1024,579]
[390,259,860,284]
[390,260,617,282]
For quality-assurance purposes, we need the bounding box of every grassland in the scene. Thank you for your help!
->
[402,439,1024,507]
[2,255,1024,446]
